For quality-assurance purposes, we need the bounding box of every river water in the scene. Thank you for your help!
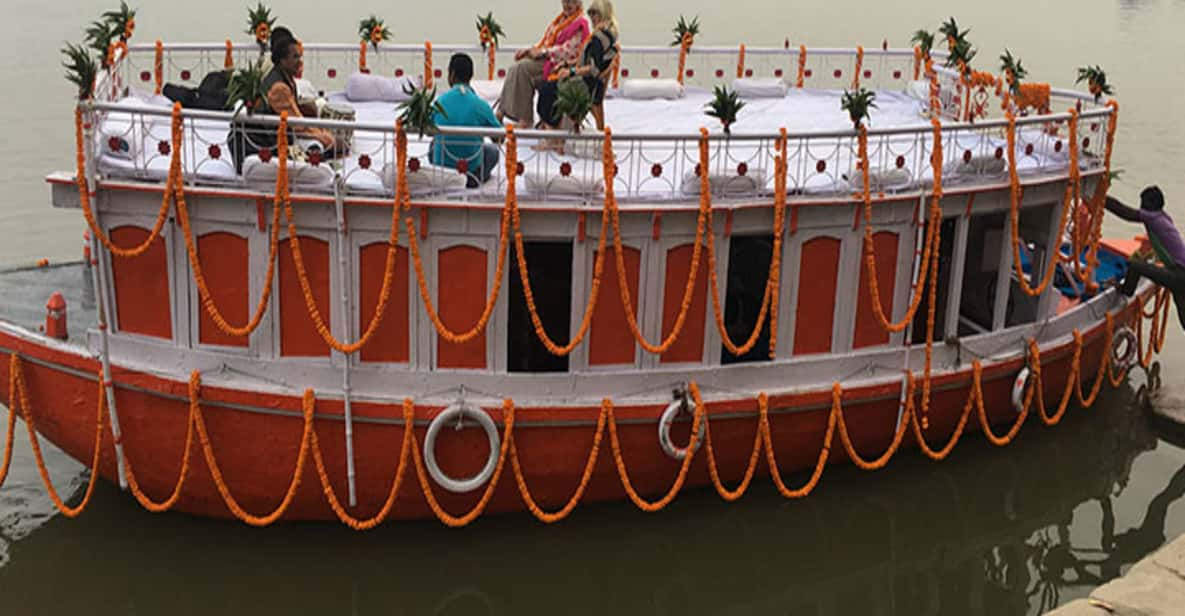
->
[2,0,1184,613]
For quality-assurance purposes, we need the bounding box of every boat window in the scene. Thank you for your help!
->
[912,217,958,345]
[958,212,1007,335]
[1006,203,1058,328]
[508,240,572,373]
[721,235,773,364]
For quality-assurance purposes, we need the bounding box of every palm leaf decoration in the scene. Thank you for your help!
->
[552,79,593,132]
[398,84,447,139]
[911,29,935,57]
[246,3,277,51]
[1076,66,1114,102]
[841,88,878,130]
[226,59,267,114]
[476,12,505,50]
[670,15,700,47]
[359,16,391,51]
[999,49,1028,93]
[102,1,137,42]
[62,43,98,101]
[938,17,970,50]
[85,19,120,69]
[705,85,746,135]
[944,37,976,73]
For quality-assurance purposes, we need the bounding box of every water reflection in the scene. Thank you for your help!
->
[0,382,1178,614]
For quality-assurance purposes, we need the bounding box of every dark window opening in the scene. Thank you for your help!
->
[507,241,572,373]
[911,217,958,345]
[721,235,773,364]
[1006,204,1057,328]
[959,212,1007,335]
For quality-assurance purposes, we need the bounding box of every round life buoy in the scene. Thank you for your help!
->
[423,403,501,494]
[1111,326,1138,373]
[1011,367,1032,414]
[658,399,705,460]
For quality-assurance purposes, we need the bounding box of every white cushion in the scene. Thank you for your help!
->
[681,168,768,197]
[344,72,421,103]
[905,80,931,102]
[845,167,917,192]
[242,155,335,189]
[381,162,468,195]
[470,79,504,102]
[620,78,684,100]
[525,168,603,196]
[731,78,787,99]
[295,78,318,103]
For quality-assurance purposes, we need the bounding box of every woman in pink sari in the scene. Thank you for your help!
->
[497,0,590,127]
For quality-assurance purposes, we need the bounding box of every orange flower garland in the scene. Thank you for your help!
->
[123,370,198,512]
[796,45,807,88]
[851,45,863,90]
[676,32,693,85]
[153,40,163,96]
[424,41,433,90]
[359,41,368,72]
[224,39,234,70]
[736,44,746,79]
[255,23,270,45]
[913,45,923,81]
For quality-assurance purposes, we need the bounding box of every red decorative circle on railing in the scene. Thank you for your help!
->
[774,69,784,78]
[359,154,372,170]
[863,70,872,79]
[650,69,659,78]
[409,157,421,172]
[259,148,273,163]
[895,155,906,169]
[395,68,404,77]
[745,69,753,77]
[804,69,813,78]
[1024,143,1034,156]
[1083,137,1091,149]
[816,160,827,173]
[140,71,151,82]
[613,163,620,178]
[1090,123,1099,131]
[328,69,338,78]
[180,70,192,81]
[995,147,1005,160]
[685,69,694,78]
[515,162,525,176]
[893,70,902,79]
[309,150,322,167]
[737,162,748,176]
[963,150,973,164]
[158,141,170,156]
[651,163,663,177]
[833,69,842,79]
[560,162,572,177]
[621,68,630,78]
[208,144,221,160]
[108,136,122,152]
[498,69,507,78]
[694,163,703,177]
[1054,140,1063,153]
[434,69,443,78]
[360,68,371,75]
[456,159,469,174]
[715,69,724,78]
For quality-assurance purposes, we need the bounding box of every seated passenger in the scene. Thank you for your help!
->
[498,0,589,127]
[260,32,338,157]
[431,54,504,188]
[537,0,618,132]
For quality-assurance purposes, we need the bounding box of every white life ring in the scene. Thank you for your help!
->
[658,399,705,460]
[1011,367,1032,414]
[1111,326,1138,373]
[423,402,501,494]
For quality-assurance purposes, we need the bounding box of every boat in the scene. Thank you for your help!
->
[0,15,1173,526]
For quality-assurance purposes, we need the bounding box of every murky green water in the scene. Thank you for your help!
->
[2,1,1184,613]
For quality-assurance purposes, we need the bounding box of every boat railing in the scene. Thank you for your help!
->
[83,43,1116,205]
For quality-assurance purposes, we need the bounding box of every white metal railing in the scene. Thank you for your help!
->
[83,43,1115,205]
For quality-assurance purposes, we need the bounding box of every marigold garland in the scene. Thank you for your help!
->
[123,370,197,512]
[606,394,702,512]
[851,46,864,90]
[153,40,163,96]
[509,402,606,522]
[913,46,923,81]
[224,40,234,70]
[796,45,807,88]
[676,32,693,86]
[424,41,433,90]
[736,44,745,79]
[694,383,763,501]
[359,41,368,72]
